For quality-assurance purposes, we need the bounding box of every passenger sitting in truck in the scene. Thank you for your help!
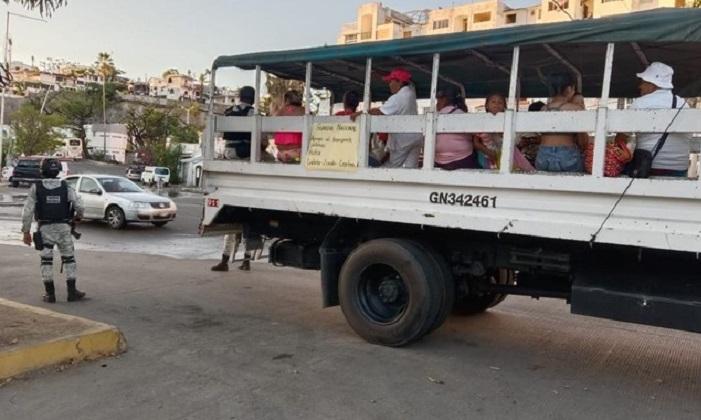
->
[335,91,360,116]
[273,90,305,163]
[434,86,477,170]
[474,93,534,172]
[536,74,586,173]
[223,86,256,160]
[351,68,424,168]
[517,101,546,166]
[622,62,691,177]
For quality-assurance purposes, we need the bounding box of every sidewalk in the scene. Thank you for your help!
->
[0,298,127,381]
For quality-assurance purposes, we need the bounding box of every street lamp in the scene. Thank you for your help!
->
[0,11,47,170]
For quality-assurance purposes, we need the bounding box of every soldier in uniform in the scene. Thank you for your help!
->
[21,159,86,303]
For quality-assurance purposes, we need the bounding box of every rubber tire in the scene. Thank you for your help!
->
[338,238,442,347]
[106,206,127,230]
[152,221,168,227]
[410,242,455,333]
[453,268,515,315]
[11,180,18,188]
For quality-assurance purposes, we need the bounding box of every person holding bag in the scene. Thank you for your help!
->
[625,62,691,178]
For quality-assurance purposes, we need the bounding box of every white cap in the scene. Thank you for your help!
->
[636,62,674,89]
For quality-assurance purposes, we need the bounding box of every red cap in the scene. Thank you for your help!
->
[382,68,412,83]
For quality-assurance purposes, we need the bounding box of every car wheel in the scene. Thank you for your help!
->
[152,221,168,227]
[106,206,127,230]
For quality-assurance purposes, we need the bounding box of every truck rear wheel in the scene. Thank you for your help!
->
[453,268,515,315]
[338,239,443,347]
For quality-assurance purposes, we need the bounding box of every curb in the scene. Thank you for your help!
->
[0,298,127,380]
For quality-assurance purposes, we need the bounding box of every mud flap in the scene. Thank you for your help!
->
[571,249,701,334]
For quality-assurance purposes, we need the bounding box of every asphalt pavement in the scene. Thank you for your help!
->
[1,245,700,420]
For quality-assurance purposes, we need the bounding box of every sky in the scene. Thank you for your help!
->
[2,0,535,88]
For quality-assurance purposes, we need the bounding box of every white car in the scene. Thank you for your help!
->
[140,166,171,186]
[65,174,177,229]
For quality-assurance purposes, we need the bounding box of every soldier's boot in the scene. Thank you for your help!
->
[211,254,230,272]
[42,281,56,303]
[239,253,251,271]
[66,279,86,302]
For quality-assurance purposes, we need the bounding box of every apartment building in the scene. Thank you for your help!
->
[148,72,203,102]
[338,1,692,44]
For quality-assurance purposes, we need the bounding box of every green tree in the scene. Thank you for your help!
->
[10,104,64,156]
[42,84,119,158]
[124,106,188,183]
[171,123,199,144]
[2,0,66,16]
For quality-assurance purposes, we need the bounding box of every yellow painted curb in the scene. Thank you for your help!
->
[0,298,127,380]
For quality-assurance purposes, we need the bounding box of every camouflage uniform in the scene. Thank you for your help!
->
[22,179,84,299]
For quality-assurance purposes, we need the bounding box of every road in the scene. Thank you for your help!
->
[1,160,225,260]
[1,245,700,420]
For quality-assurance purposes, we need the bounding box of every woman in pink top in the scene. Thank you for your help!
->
[274,90,305,163]
[434,86,477,170]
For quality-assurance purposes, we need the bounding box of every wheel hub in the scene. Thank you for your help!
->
[378,276,401,303]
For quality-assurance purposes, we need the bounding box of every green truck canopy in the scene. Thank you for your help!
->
[214,8,701,99]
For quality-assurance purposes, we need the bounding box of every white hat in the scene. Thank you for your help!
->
[636,62,674,89]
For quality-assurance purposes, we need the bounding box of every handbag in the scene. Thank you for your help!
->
[584,134,633,177]
[628,95,677,178]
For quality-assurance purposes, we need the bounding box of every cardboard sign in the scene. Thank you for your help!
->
[305,123,359,171]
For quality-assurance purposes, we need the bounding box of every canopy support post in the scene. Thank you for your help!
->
[423,53,440,171]
[358,57,372,168]
[302,62,312,165]
[592,43,615,178]
[499,46,520,175]
[543,44,582,92]
[392,56,465,98]
[631,42,649,67]
[300,63,365,88]
[251,65,262,163]
[204,66,217,161]
[469,49,511,75]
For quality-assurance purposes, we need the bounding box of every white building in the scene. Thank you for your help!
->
[85,124,129,164]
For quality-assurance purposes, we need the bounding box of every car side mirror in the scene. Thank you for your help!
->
[90,189,102,195]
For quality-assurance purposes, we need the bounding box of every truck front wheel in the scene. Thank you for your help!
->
[338,239,443,347]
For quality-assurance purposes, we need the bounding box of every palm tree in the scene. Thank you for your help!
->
[198,69,211,102]
[94,52,117,153]
[2,0,67,16]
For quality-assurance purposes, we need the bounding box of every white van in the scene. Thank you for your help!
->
[140,166,170,186]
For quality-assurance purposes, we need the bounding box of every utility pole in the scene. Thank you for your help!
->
[0,12,10,170]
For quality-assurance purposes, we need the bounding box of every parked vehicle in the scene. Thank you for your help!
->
[125,167,143,182]
[199,9,701,347]
[1,165,13,181]
[65,174,177,229]
[140,166,170,186]
[8,157,62,187]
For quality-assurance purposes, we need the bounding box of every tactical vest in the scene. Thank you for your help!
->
[35,181,71,224]
[223,105,254,158]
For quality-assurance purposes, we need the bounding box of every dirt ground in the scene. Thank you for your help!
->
[0,304,91,350]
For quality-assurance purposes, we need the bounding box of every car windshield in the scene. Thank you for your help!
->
[98,177,142,193]
[155,168,169,175]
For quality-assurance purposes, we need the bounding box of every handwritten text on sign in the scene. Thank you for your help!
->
[305,123,359,172]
